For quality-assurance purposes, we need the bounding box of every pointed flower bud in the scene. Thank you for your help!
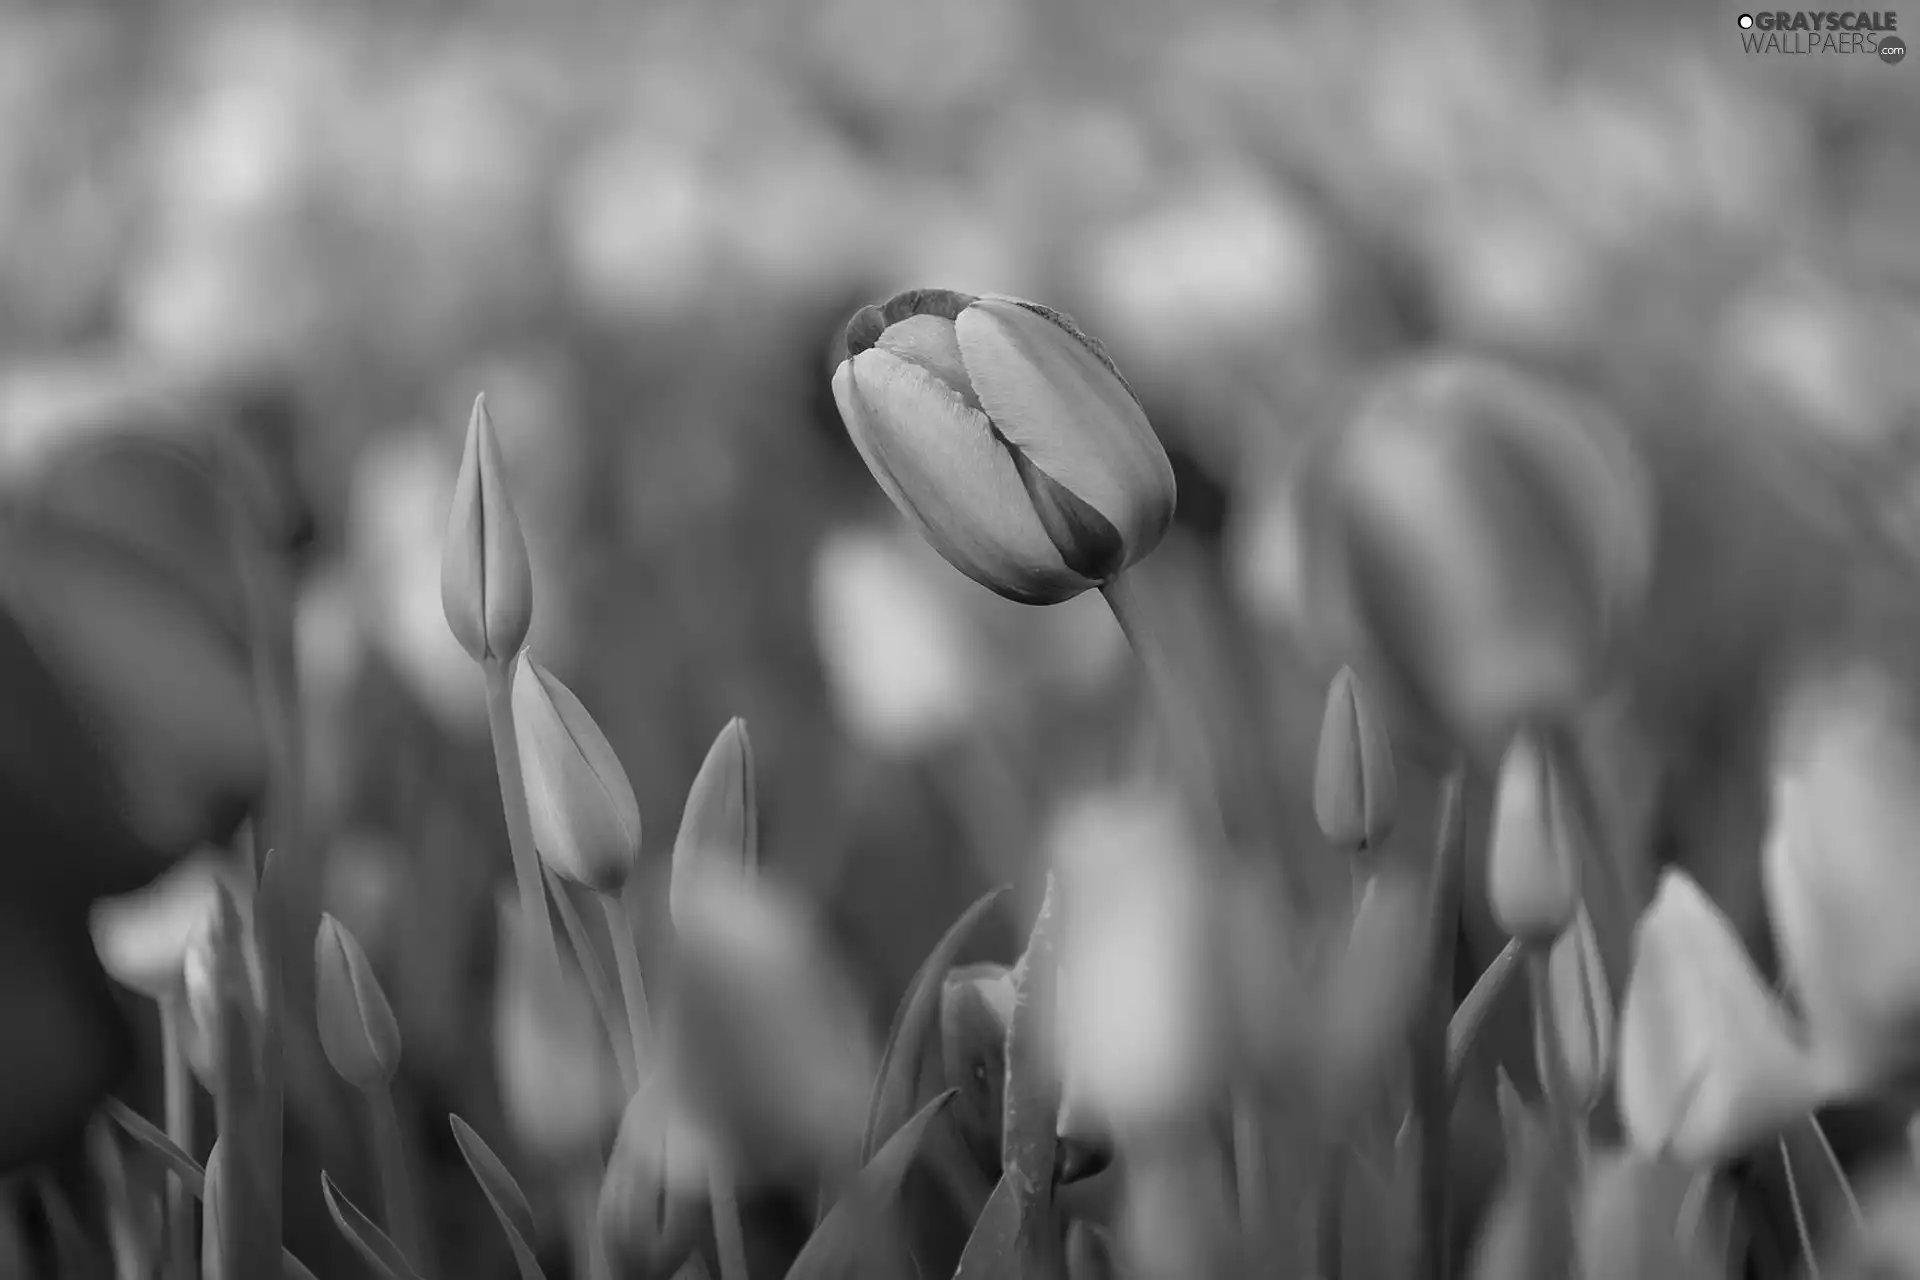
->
[1313,665,1398,852]
[1616,869,1828,1166]
[314,914,401,1090]
[511,652,641,894]
[441,394,533,664]
[939,962,1016,1182]
[90,852,228,1001]
[1539,906,1613,1115]
[181,885,262,1092]
[1576,1149,1725,1280]
[1487,733,1582,947]
[1297,355,1654,754]
[1764,663,1920,1092]
[597,1078,705,1280]
[832,289,1177,605]
[669,717,756,928]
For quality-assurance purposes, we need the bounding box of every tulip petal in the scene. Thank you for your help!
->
[512,656,641,892]
[834,353,1084,602]
[1617,870,1825,1165]
[955,298,1175,553]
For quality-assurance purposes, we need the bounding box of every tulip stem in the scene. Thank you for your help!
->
[483,657,562,990]
[598,892,653,1082]
[160,995,196,1280]
[366,1083,427,1276]
[545,872,637,1093]
[708,1174,751,1280]
[1097,573,1228,847]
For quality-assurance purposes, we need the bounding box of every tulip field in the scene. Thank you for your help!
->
[4,0,1920,1278]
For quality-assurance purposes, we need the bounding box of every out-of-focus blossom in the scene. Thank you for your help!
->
[597,1078,707,1280]
[834,289,1176,604]
[665,865,877,1186]
[810,521,990,755]
[1048,786,1214,1131]
[1616,869,1825,1166]
[347,427,486,734]
[882,186,1042,304]
[442,394,534,666]
[90,852,230,1002]
[1765,664,1920,1093]
[1227,466,1313,637]
[1297,355,1655,757]
[492,891,626,1168]
[511,653,641,895]
[1422,196,1603,352]
[1718,268,1920,454]
[1076,170,1336,380]
[560,127,729,324]
[1312,665,1397,853]
[1575,1148,1725,1280]
[1486,734,1582,947]
[718,123,885,309]
[970,576,1131,702]
[319,832,404,966]
[803,0,1027,126]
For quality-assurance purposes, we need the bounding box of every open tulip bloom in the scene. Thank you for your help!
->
[832,288,1176,605]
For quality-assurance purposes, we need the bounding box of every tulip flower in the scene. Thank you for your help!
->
[511,652,642,894]
[831,288,1176,605]
[1296,354,1654,755]
[1764,663,1920,1093]
[90,852,229,1001]
[1616,869,1827,1165]
[1313,665,1398,853]
[598,1078,706,1280]
[669,717,757,926]
[313,914,401,1090]
[1540,907,1612,1115]
[1486,734,1583,947]
[441,393,533,665]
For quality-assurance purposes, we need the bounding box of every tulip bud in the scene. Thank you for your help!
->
[314,914,401,1090]
[202,1138,228,1280]
[1487,734,1582,947]
[90,851,227,1000]
[1468,1130,1576,1280]
[597,1079,705,1280]
[939,963,1015,1182]
[181,886,263,1091]
[832,289,1177,605]
[511,652,641,894]
[1764,664,1920,1090]
[1313,666,1397,852]
[1616,869,1828,1165]
[669,717,756,927]
[441,394,533,664]
[1298,355,1654,754]
[1576,1149,1724,1280]
[1539,906,1613,1115]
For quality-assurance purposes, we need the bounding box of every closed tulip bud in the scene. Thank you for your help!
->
[1469,1131,1576,1280]
[597,1079,704,1280]
[939,963,1016,1182]
[1540,906,1613,1115]
[1487,734,1582,947]
[1576,1149,1724,1280]
[90,852,227,1000]
[1298,355,1654,755]
[1616,869,1827,1166]
[1764,664,1920,1091]
[441,394,533,664]
[832,289,1176,605]
[181,886,263,1091]
[669,717,756,927]
[314,914,400,1090]
[1313,665,1398,852]
[511,652,641,894]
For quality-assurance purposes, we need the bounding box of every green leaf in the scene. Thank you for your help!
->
[785,1089,959,1280]
[1450,938,1525,1087]
[105,1098,207,1197]
[99,1100,320,1280]
[863,885,1009,1163]
[321,1172,425,1280]
[449,1115,548,1280]
[951,1176,1018,1280]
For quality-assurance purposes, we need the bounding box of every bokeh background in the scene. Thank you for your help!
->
[4,0,1919,1274]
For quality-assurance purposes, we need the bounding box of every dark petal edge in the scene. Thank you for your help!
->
[1010,300,1144,409]
[1001,436,1125,583]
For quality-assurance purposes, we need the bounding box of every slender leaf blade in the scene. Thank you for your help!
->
[321,1172,425,1280]
[786,1090,959,1280]
[951,1176,1019,1280]
[449,1115,548,1280]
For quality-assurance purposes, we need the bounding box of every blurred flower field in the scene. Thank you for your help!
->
[4,0,1920,1276]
